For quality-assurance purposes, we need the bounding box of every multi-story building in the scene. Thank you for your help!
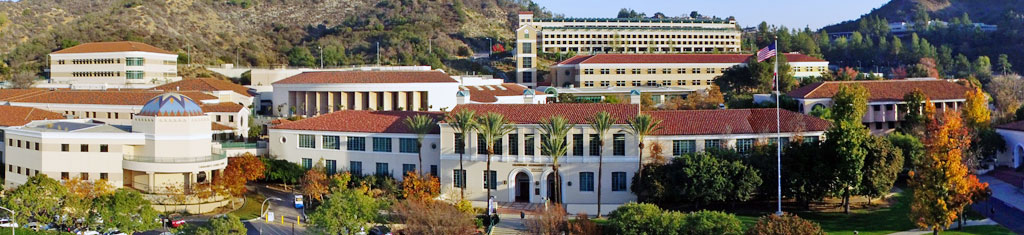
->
[1,93,230,213]
[153,78,255,107]
[268,97,829,215]
[515,11,743,87]
[271,71,548,117]
[787,78,971,134]
[48,41,181,87]
[0,106,66,179]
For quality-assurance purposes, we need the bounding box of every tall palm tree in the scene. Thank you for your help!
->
[476,112,515,201]
[627,114,662,200]
[404,114,438,174]
[540,115,573,205]
[588,111,616,217]
[446,109,477,200]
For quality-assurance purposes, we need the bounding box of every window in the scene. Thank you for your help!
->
[455,133,465,154]
[373,137,392,152]
[298,134,315,149]
[540,134,550,156]
[399,138,418,153]
[616,81,626,86]
[678,68,687,74]
[578,172,595,192]
[326,160,337,174]
[875,122,883,129]
[34,142,39,151]
[522,57,533,68]
[453,169,467,188]
[229,115,235,122]
[62,144,69,152]
[608,134,624,156]
[347,137,366,151]
[804,136,820,143]
[692,68,701,74]
[631,69,640,74]
[323,136,340,150]
[673,140,695,155]
[584,81,594,87]
[612,172,627,191]
[216,115,222,122]
[508,134,519,155]
[769,137,791,147]
[736,138,755,153]
[524,134,535,155]
[600,69,610,75]
[662,68,672,74]
[522,42,532,53]
[376,163,390,176]
[589,134,600,156]
[600,81,610,87]
[632,81,641,86]
[125,57,144,66]
[126,71,144,79]
[100,144,108,152]
[647,68,656,74]
[584,69,594,74]
[616,69,625,74]
[661,80,671,86]
[403,164,416,175]
[81,173,89,180]
[100,173,108,180]
[301,158,313,169]
[523,72,533,83]
[573,134,584,156]
[350,161,363,176]
[483,170,497,189]
[80,144,89,152]
[431,165,438,177]
[705,139,722,150]
[61,172,70,180]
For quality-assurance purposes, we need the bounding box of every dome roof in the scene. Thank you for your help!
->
[138,93,204,116]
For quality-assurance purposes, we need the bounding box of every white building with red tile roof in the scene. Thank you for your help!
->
[995,121,1024,168]
[48,41,181,87]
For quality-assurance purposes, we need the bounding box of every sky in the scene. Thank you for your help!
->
[531,0,890,30]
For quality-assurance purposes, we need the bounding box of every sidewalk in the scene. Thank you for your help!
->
[974,175,1024,233]
[887,219,998,235]
[979,175,1024,213]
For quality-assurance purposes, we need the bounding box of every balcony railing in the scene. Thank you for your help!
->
[124,154,226,163]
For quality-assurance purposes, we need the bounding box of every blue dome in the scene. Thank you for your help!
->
[138,93,204,116]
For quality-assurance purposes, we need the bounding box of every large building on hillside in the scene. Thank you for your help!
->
[515,12,743,87]
[787,78,972,134]
[271,70,549,117]
[547,53,828,103]
[1,93,230,213]
[48,41,181,87]
[268,99,829,215]
[0,106,66,179]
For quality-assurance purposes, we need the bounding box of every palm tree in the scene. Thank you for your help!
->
[404,114,438,174]
[446,109,477,200]
[476,112,516,201]
[588,111,616,217]
[539,115,573,204]
[627,114,662,200]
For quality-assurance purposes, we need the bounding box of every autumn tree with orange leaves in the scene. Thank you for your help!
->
[218,153,267,197]
[301,159,330,202]
[908,111,989,234]
[400,171,441,202]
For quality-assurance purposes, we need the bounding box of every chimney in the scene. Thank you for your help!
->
[523,89,536,104]
[629,90,641,104]
[456,90,470,104]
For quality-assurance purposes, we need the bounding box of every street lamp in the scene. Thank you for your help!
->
[318,46,324,69]
[0,206,13,235]
[487,38,493,57]
[259,197,283,235]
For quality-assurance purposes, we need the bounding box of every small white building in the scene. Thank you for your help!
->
[996,121,1024,168]
[48,41,181,87]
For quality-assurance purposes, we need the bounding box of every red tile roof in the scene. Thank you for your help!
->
[557,53,826,65]
[51,41,174,54]
[0,89,47,101]
[450,103,639,124]
[996,120,1024,132]
[463,83,545,103]
[0,106,66,127]
[211,122,235,131]
[1,90,217,105]
[271,111,444,134]
[649,108,830,135]
[153,78,253,97]
[273,71,457,85]
[201,103,245,113]
[787,79,972,102]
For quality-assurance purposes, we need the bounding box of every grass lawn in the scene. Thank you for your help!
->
[228,193,266,220]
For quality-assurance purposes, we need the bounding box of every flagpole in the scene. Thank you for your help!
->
[774,37,783,216]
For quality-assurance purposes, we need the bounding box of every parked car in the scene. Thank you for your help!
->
[76,230,100,235]
[368,225,392,235]
[0,219,18,228]
[104,229,128,235]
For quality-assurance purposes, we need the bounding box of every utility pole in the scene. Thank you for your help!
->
[376,42,380,66]
[487,38,493,57]
[318,45,323,69]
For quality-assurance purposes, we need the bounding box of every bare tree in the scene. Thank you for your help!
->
[9,71,35,88]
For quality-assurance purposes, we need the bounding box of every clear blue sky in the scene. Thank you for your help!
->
[531,0,890,30]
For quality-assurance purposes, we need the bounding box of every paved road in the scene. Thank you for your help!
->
[245,220,305,235]
[254,184,306,225]
[975,175,1024,234]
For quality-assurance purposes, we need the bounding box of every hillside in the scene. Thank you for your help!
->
[823,0,1024,32]
[0,0,543,76]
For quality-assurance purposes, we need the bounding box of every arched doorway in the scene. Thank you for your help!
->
[547,173,562,204]
[1015,145,1024,168]
[515,172,531,202]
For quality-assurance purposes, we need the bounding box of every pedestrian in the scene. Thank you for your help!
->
[520,211,525,219]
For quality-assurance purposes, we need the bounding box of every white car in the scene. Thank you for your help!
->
[0,219,17,228]
[77,230,100,235]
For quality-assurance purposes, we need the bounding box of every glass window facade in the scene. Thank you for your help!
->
[322,135,340,150]
[612,172,627,191]
[579,172,594,192]
[347,137,366,151]
[373,137,392,152]
[672,140,696,155]
[399,138,418,153]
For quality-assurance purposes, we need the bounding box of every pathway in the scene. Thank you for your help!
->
[972,175,1024,234]
[887,219,998,235]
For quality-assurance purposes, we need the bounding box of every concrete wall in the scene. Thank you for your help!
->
[996,129,1024,168]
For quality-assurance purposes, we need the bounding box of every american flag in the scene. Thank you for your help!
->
[756,43,777,62]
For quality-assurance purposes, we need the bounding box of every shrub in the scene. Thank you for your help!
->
[525,204,568,234]
[682,210,743,235]
[746,214,824,235]
[607,202,684,235]
[568,213,601,235]
[393,200,477,235]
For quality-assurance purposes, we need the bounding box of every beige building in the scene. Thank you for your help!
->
[48,41,181,87]
[1,93,230,213]
[515,11,743,87]
[788,78,971,134]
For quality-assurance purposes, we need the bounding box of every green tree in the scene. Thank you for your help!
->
[288,46,315,67]
[94,189,160,234]
[682,210,744,235]
[888,132,925,170]
[859,136,904,204]
[322,43,347,66]
[628,114,662,199]
[2,174,67,224]
[476,112,516,200]
[539,115,574,204]
[588,111,616,217]
[446,109,477,200]
[307,189,385,234]
[207,214,247,235]
[263,158,305,185]
[404,114,438,174]
[825,84,870,213]
[247,116,262,140]
[997,54,1012,75]
[900,89,930,137]
[974,56,993,81]
[782,141,833,209]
